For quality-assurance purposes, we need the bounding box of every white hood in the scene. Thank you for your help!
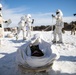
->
[56,9,63,17]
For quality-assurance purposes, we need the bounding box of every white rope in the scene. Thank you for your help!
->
[42,25,50,31]
[51,17,54,43]
[42,18,54,31]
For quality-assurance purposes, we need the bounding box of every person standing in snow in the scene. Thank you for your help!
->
[52,9,64,43]
[71,23,76,35]
[71,14,76,35]
[16,16,27,40]
[0,3,11,45]
[26,14,34,39]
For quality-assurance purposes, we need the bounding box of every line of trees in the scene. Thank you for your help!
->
[4,21,76,31]
[33,21,76,31]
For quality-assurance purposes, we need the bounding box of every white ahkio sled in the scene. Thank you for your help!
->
[16,33,59,73]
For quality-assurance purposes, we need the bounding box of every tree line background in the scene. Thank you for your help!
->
[4,21,76,31]
[33,21,76,31]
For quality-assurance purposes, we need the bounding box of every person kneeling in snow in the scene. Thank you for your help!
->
[52,9,64,43]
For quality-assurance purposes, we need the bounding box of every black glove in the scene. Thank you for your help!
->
[25,21,27,24]
[0,8,2,11]
[32,19,34,24]
[5,21,8,23]
[52,14,55,17]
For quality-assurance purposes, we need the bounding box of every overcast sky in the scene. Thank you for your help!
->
[1,0,76,27]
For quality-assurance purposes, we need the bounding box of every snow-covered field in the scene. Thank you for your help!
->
[0,31,76,75]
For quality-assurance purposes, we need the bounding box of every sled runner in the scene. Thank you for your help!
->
[18,62,53,73]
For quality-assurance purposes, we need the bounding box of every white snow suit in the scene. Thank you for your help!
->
[16,16,26,40]
[0,11,8,45]
[52,9,64,43]
[26,14,33,38]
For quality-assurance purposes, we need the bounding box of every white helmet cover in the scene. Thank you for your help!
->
[56,9,63,17]
[27,14,31,18]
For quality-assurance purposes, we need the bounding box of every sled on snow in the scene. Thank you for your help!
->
[16,33,59,73]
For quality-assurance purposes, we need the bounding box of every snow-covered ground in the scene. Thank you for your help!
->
[0,31,76,75]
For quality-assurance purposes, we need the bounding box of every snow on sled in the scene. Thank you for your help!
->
[16,33,59,72]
